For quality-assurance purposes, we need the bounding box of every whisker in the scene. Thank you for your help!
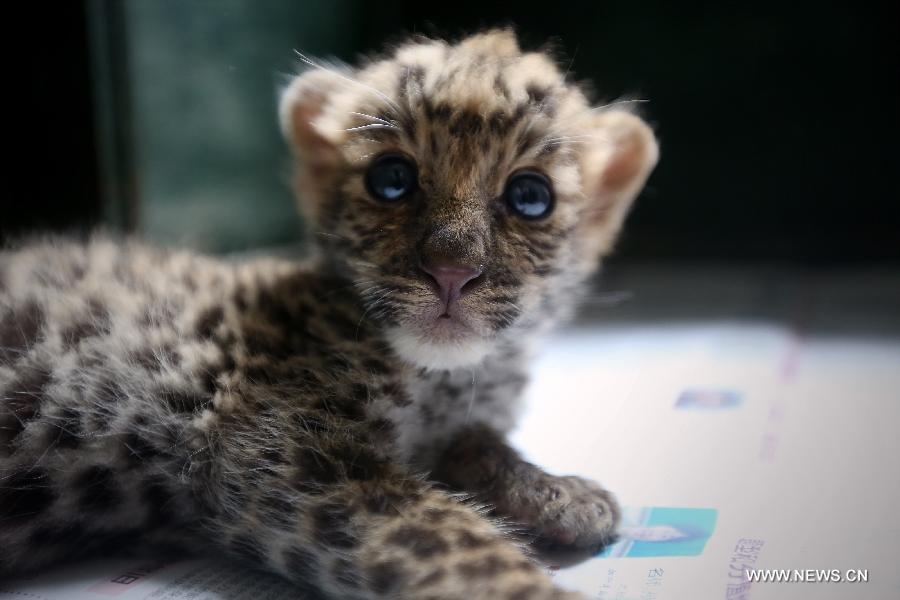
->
[465,369,477,423]
[540,134,607,143]
[349,111,398,127]
[352,151,380,163]
[544,98,651,136]
[561,45,579,81]
[293,51,403,117]
[315,231,352,242]
[344,123,398,133]
[590,98,650,112]
[578,290,634,307]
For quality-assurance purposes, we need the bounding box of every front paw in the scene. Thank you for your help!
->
[509,474,621,552]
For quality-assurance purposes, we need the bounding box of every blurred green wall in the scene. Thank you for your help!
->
[123,0,360,252]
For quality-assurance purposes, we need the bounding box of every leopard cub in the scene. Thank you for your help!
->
[1,29,657,599]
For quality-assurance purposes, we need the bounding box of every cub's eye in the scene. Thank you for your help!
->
[503,171,554,219]
[365,154,418,201]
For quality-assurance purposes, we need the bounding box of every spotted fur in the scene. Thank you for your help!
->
[1,30,657,598]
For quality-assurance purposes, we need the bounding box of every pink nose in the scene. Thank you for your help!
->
[421,261,483,307]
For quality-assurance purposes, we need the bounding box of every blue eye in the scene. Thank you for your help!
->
[365,154,418,201]
[504,171,554,219]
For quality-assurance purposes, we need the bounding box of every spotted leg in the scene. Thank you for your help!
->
[201,410,585,600]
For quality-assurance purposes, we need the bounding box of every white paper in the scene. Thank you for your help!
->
[0,558,300,599]
[513,323,900,600]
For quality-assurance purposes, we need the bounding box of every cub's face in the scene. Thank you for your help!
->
[281,31,658,370]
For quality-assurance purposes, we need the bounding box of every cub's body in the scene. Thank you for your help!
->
[1,30,657,599]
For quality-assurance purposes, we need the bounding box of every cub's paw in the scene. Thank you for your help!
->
[508,474,621,552]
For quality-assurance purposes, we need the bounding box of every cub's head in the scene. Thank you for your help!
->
[280,30,658,370]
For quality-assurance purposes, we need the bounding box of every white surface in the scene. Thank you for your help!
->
[513,322,900,599]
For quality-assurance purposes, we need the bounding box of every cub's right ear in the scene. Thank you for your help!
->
[279,68,346,159]
[279,68,348,217]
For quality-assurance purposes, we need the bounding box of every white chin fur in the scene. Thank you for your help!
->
[386,326,492,371]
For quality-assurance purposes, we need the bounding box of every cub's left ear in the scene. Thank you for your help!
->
[581,110,659,248]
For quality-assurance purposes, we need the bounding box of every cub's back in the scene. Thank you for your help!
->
[0,237,248,564]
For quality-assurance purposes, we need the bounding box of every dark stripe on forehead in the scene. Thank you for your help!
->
[493,74,511,100]
[429,132,439,158]
[449,111,484,137]
[515,127,542,157]
[488,111,509,135]
[526,85,548,105]
[434,65,463,92]
[488,106,527,136]
[511,102,528,123]
[423,99,452,124]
